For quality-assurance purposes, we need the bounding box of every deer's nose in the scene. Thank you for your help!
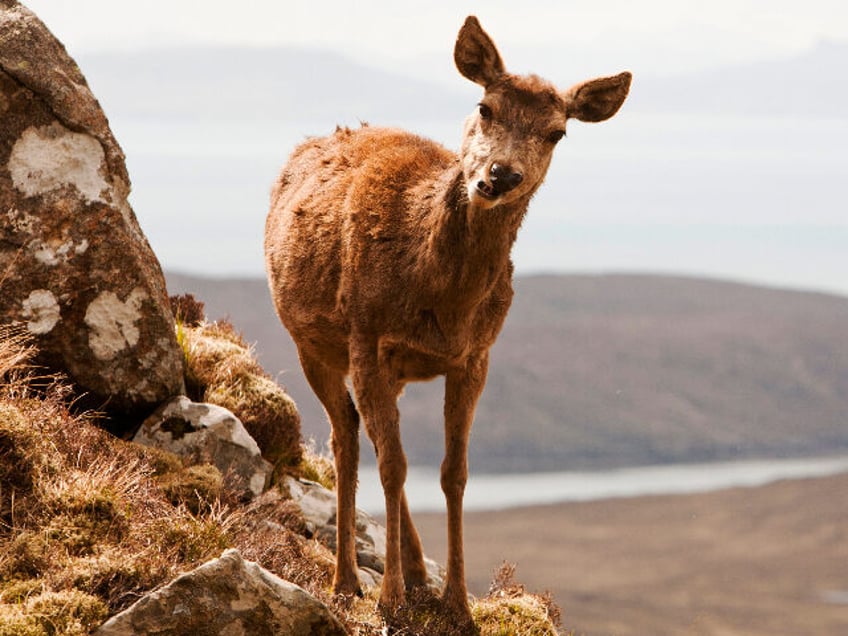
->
[489,163,524,193]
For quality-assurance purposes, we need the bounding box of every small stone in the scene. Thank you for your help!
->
[135,396,272,499]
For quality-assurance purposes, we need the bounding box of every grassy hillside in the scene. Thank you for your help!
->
[166,273,848,472]
[0,326,560,635]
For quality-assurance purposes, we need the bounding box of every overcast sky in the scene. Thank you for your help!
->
[24,0,848,77]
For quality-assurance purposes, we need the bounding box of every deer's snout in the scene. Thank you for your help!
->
[489,163,524,194]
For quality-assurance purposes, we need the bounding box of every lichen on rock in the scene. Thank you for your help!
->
[84,288,147,361]
[9,122,110,203]
[20,289,60,334]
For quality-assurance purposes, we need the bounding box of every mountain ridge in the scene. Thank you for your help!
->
[79,39,848,121]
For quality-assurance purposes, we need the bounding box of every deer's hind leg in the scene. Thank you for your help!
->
[349,335,408,611]
[298,348,361,596]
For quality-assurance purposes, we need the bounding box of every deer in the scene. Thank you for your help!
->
[265,15,631,629]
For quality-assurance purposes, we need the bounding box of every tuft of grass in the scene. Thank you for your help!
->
[472,562,566,636]
[298,439,337,491]
[0,589,109,636]
[169,293,206,328]
[177,320,304,479]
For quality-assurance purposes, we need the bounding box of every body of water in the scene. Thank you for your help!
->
[354,455,848,514]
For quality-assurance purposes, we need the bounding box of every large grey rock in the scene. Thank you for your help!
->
[95,549,347,636]
[0,1,183,419]
[285,476,446,591]
[135,396,272,499]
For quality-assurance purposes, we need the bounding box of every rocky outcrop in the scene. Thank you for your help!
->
[135,396,272,499]
[285,476,446,591]
[95,549,347,636]
[0,1,183,420]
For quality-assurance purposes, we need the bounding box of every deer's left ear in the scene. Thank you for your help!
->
[455,16,506,88]
[562,71,632,122]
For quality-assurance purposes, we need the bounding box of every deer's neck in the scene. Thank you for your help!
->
[427,168,528,299]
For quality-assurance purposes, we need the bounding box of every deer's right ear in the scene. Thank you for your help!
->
[454,16,505,87]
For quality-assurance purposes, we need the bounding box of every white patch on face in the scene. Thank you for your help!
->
[21,289,61,334]
[8,123,109,203]
[84,288,148,360]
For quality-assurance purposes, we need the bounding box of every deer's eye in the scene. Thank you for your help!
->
[478,103,493,120]
[547,130,566,144]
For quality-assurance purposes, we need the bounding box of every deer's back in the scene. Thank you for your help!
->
[265,125,473,370]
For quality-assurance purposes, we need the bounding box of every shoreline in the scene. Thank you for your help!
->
[357,454,848,515]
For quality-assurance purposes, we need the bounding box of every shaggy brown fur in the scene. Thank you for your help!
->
[265,15,630,628]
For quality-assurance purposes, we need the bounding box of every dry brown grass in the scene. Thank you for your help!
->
[0,330,382,635]
[472,563,564,636]
[0,331,257,633]
[0,328,558,635]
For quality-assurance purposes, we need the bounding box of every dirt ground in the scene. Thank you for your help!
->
[410,472,848,635]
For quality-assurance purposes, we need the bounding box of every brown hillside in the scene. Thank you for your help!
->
[166,273,848,471]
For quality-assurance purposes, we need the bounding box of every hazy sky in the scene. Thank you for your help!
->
[24,0,848,76]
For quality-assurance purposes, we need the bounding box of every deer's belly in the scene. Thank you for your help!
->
[378,340,470,382]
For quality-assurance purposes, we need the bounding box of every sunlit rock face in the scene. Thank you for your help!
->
[0,1,183,421]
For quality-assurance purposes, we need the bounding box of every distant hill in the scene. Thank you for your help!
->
[166,273,848,472]
[80,40,848,122]
[78,46,472,124]
[626,40,848,118]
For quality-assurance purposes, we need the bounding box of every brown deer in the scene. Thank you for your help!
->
[265,15,630,627]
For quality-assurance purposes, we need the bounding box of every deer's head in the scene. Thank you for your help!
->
[455,16,632,210]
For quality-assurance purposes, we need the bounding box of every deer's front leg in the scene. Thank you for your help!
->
[441,352,488,626]
[349,337,407,612]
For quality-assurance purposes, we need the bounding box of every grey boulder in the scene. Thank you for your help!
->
[95,549,347,636]
[135,396,272,499]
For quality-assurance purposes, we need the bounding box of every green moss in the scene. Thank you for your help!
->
[28,589,108,635]
[0,578,43,604]
[42,485,128,555]
[298,447,336,491]
[156,515,231,565]
[180,321,304,477]
[157,463,223,515]
[63,551,153,612]
[0,532,51,581]
[141,446,185,477]
[0,611,44,636]
[0,403,43,495]
[0,589,108,636]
